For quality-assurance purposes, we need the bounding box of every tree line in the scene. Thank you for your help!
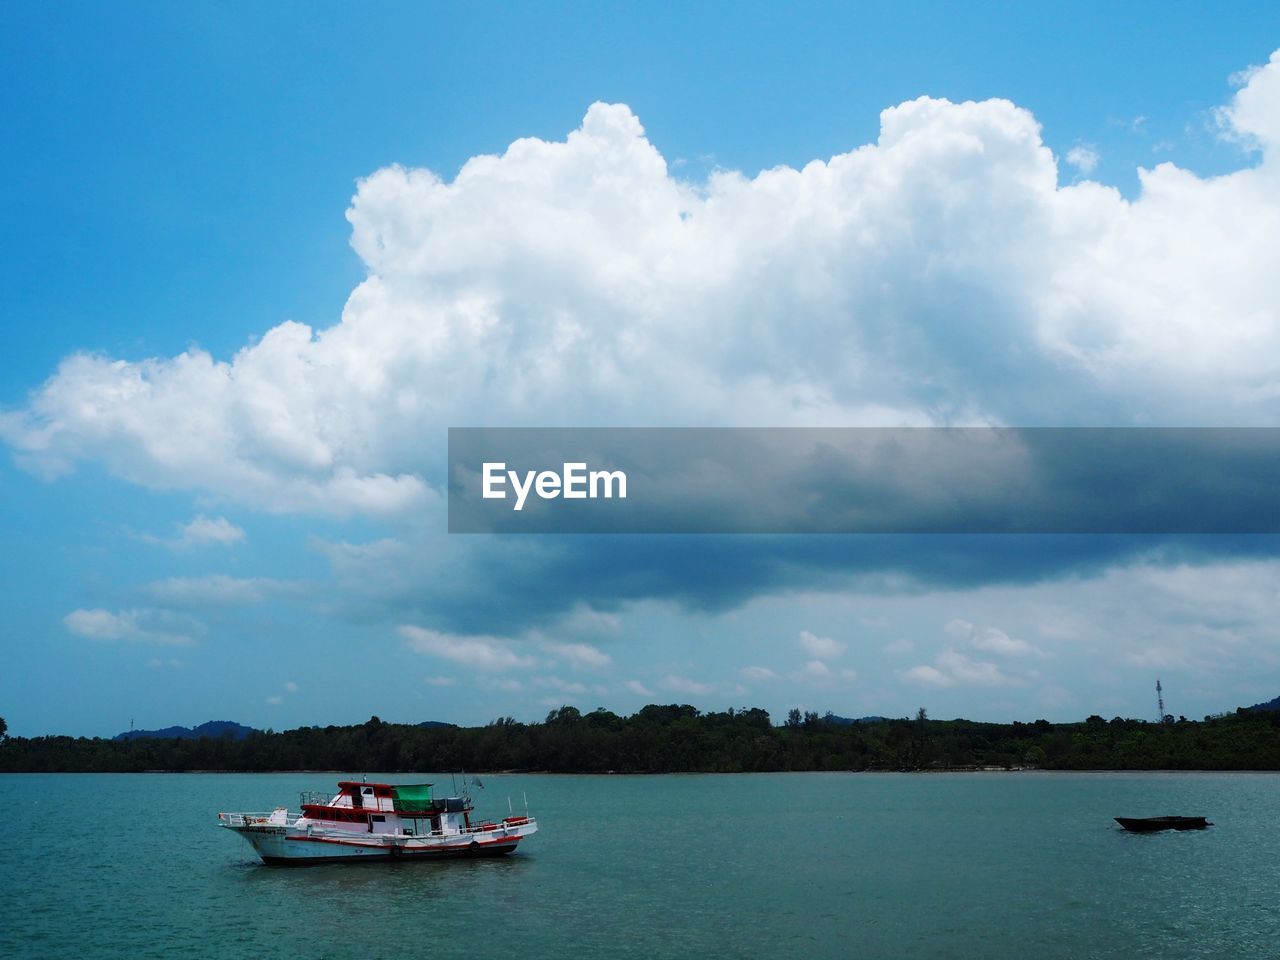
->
[2,705,1280,773]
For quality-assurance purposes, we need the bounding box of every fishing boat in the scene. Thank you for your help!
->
[1114,816,1211,832]
[218,779,537,865]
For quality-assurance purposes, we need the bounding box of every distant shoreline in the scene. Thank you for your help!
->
[5,767,1280,776]
[6,708,1279,773]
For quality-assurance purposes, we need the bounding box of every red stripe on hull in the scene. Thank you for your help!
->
[286,832,519,848]
[261,842,520,865]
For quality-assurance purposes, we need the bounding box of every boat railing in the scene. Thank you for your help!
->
[219,811,282,827]
[397,817,533,839]
[463,815,535,835]
[299,791,333,806]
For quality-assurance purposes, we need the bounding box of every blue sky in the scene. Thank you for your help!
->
[4,3,1280,737]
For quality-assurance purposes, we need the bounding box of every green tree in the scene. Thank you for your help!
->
[915,707,930,766]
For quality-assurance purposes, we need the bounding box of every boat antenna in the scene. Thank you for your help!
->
[1157,678,1166,723]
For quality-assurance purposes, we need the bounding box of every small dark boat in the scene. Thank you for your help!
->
[1114,816,1211,832]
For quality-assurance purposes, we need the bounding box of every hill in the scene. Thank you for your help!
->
[1245,695,1280,712]
[113,720,256,742]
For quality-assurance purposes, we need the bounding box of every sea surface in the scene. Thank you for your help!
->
[2,771,1277,959]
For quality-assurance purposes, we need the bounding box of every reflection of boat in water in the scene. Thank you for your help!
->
[218,779,537,865]
[1114,816,1211,832]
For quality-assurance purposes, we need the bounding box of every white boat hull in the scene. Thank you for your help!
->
[222,816,536,865]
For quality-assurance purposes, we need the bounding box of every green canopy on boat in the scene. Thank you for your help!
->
[390,783,434,813]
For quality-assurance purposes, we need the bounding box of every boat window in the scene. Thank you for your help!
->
[371,815,385,822]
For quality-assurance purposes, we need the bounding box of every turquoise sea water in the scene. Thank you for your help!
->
[2,771,1278,959]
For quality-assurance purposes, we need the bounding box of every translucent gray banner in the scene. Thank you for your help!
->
[447,427,1280,534]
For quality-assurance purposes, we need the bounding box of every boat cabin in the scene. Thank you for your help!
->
[298,782,471,836]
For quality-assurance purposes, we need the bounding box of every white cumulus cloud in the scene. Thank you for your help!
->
[399,625,537,671]
[540,640,613,669]
[903,647,1025,688]
[798,630,845,658]
[140,515,246,549]
[178,515,245,547]
[6,54,1280,513]
[1065,144,1099,174]
[64,608,195,646]
[793,659,833,682]
[902,664,954,688]
[970,627,1044,657]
